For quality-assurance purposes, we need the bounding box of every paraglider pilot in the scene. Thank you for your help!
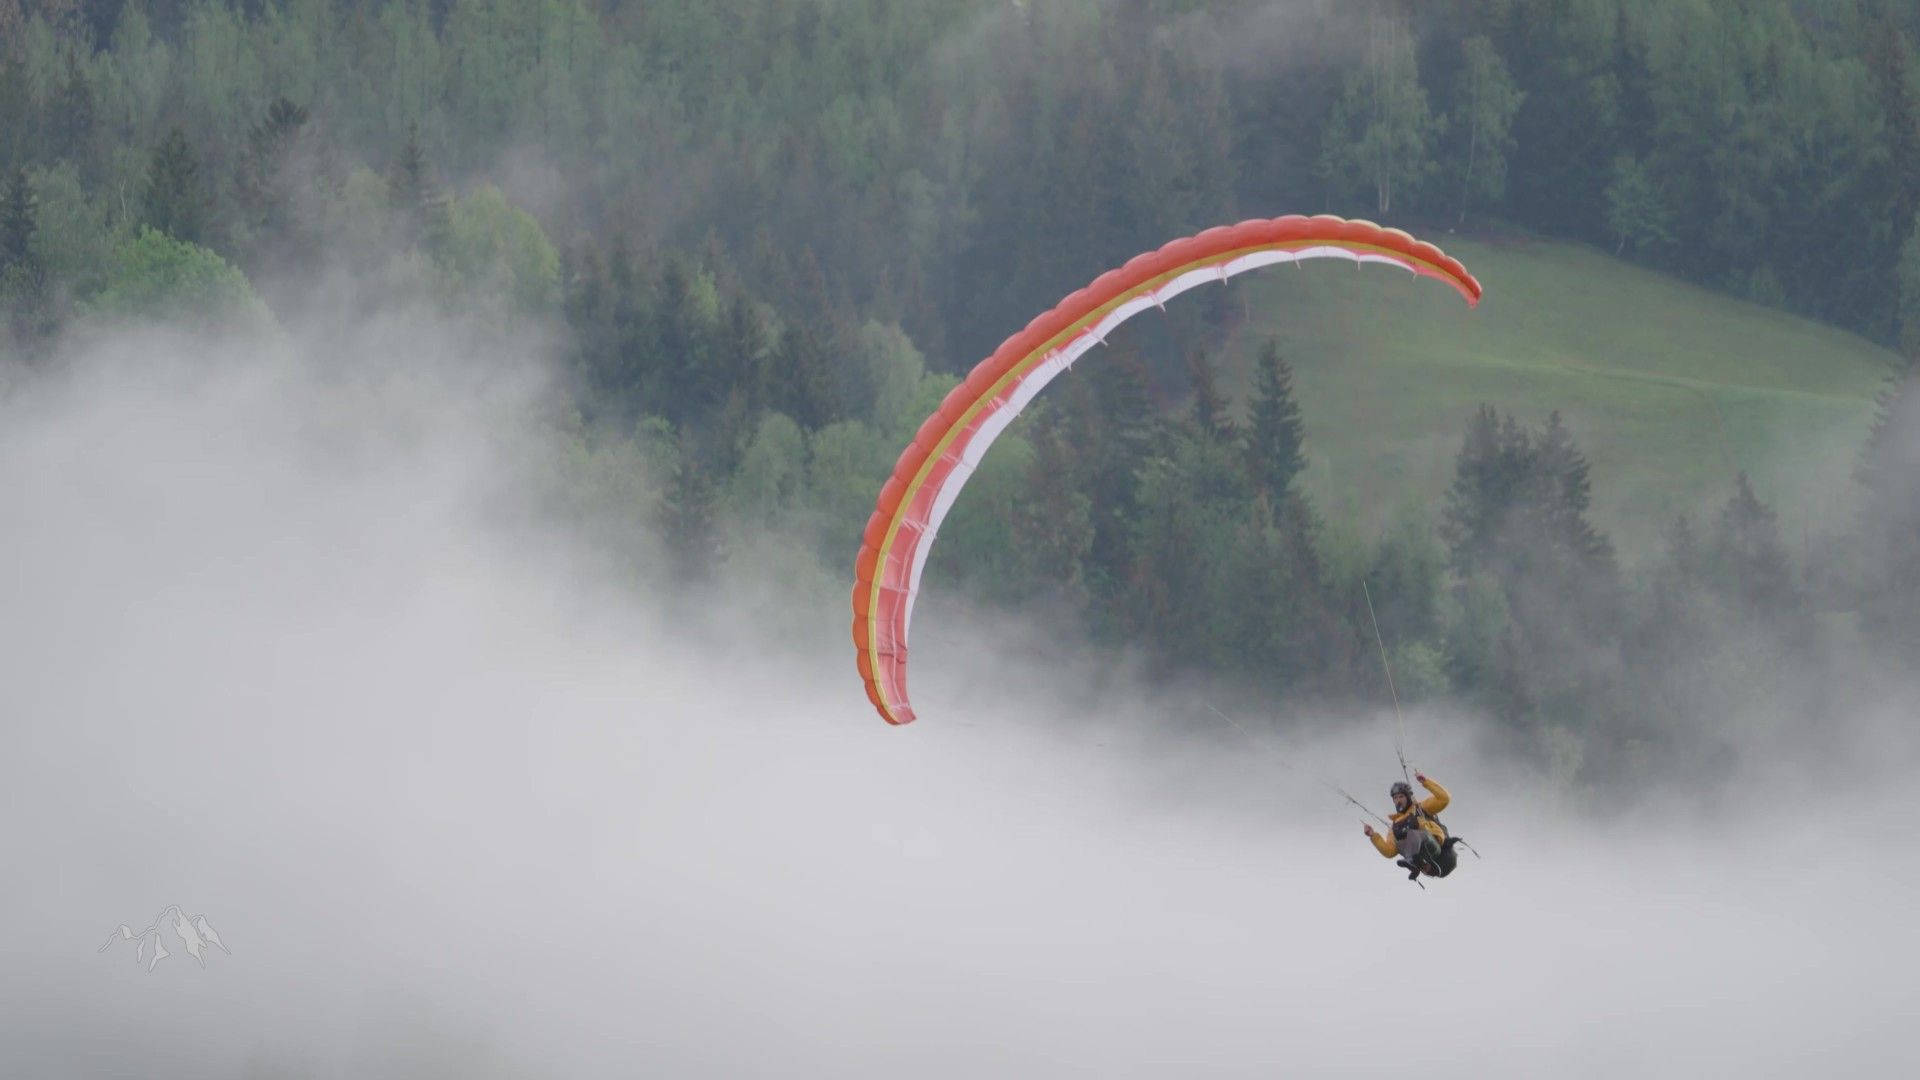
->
[1364,773,1456,879]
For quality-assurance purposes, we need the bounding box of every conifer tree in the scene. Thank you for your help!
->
[0,56,29,169]
[1085,348,1156,589]
[710,288,770,469]
[1534,410,1613,568]
[663,446,719,583]
[1703,473,1809,645]
[236,98,316,272]
[144,127,210,246]
[1185,346,1233,442]
[706,286,771,470]
[605,242,656,415]
[570,245,653,428]
[653,253,697,423]
[1439,406,1622,727]
[1441,408,1613,581]
[1662,514,1704,587]
[1855,359,1920,653]
[697,229,733,294]
[715,289,767,412]
[571,241,656,425]
[769,251,841,429]
[1098,348,1158,466]
[1857,360,1919,504]
[1244,339,1305,501]
[1865,9,1920,242]
[49,54,95,171]
[1440,405,1524,576]
[0,166,50,344]
[388,121,448,253]
[0,167,34,274]
[1011,412,1094,604]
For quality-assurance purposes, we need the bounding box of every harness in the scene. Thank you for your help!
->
[1390,801,1455,884]
[1390,802,1447,844]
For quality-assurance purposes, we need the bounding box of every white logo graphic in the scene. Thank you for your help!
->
[99,906,229,971]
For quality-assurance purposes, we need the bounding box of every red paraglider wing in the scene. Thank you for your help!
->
[852,216,1480,725]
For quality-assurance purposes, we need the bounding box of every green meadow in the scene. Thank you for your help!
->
[1215,234,1898,557]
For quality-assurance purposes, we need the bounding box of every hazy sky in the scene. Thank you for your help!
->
[1,314,1912,1079]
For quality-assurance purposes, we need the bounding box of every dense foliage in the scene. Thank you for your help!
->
[2,0,1916,780]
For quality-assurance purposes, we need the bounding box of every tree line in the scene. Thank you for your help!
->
[1,0,1916,780]
[6,2,1920,353]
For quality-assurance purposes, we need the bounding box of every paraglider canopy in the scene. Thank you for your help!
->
[852,215,1481,725]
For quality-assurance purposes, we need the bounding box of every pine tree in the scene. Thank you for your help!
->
[388,121,447,253]
[1662,514,1704,586]
[1628,513,1716,727]
[563,246,620,420]
[569,240,660,426]
[697,228,734,295]
[1244,339,1306,501]
[1857,360,1918,501]
[1268,489,1346,692]
[1439,405,1523,576]
[771,315,838,430]
[1185,346,1234,442]
[769,251,841,429]
[388,121,433,209]
[49,54,95,171]
[1124,432,1249,664]
[237,97,314,271]
[653,253,696,422]
[1441,407,1613,580]
[715,289,767,411]
[0,166,47,344]
[1706,473,1806,635]
[1098,347,1157,463]
[606,242,657,417]
[1533,410,1614,569]
[663,445,719,584]
[1854,359,1920,654]
[710,288,770,470]
[1011,411,1094,605]
[652,252,723,427]
[1865,10,1920,242]
[1438,406,1622,729]
[1364,515,1447,649]
[0,55,29,169]
[144,127,211,246]
[0,167,34,274]
[1085,347,1156,590]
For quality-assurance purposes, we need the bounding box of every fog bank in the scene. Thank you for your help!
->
[0,322,1912,1079]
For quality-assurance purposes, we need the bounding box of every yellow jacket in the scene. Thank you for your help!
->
[1368,776,1450,858]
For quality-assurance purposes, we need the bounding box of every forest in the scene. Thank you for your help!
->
[2,0,1917,783]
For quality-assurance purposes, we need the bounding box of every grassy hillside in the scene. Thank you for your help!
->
[1213,233,1897,558]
